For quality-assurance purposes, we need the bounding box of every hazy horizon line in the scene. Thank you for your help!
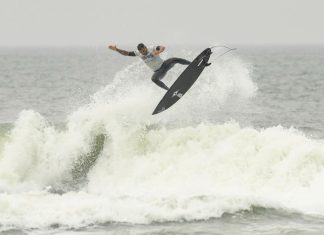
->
[1,43,324,49]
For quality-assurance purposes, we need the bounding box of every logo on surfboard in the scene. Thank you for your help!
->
[197,59,204,67]
[172,90,183,98]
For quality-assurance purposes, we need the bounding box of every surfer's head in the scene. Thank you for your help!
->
[137,43,148,55]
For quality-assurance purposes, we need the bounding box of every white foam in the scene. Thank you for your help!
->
[1,122,324,229]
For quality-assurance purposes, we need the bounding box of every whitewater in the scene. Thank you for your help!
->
[0,46,324,234]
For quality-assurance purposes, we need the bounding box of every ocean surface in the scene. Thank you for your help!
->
[0,45,324,235]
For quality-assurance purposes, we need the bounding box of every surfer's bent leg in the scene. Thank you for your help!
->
[165,57,191,66]
[151,58,190,91]
[174,57,191,65]
[151,69,169,91]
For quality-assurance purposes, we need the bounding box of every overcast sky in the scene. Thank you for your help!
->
[0,0,323,46]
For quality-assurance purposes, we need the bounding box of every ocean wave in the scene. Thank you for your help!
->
[6,51,323,229]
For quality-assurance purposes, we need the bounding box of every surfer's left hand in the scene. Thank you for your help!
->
[108,45,117,51]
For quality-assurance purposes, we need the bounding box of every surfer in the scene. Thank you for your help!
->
[108,43,191,91]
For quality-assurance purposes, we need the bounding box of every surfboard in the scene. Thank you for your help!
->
[152,48,212,115]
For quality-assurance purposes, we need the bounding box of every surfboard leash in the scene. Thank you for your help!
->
[209,45,237,61]
[210,45,236,50]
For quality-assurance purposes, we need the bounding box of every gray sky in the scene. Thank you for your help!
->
[0,0,323,46]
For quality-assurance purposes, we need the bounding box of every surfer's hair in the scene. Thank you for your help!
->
[137,43,145,50]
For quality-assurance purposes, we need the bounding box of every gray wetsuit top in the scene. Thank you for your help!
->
[131,46,164,71]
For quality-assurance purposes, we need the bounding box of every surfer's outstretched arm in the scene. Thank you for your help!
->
[108,45,136,56]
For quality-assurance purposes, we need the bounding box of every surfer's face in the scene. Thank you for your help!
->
[139,46,148,55]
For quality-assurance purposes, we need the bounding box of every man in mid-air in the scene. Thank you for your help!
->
[108,43,191,91]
